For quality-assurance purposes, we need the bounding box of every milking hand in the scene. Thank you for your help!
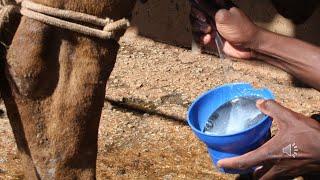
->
[189,0,236,59]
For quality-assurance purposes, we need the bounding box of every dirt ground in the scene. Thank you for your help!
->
[0,30,319,179]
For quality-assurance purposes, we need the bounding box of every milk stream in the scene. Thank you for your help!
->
[203,96,266,135]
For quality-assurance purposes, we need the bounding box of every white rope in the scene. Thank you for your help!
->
[20,0,130,39]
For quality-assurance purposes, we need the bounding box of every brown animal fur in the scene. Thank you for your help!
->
[1,0,136,179]
[1,0,319,179]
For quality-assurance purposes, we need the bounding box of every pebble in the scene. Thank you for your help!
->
[116,169,126,175]
[163,173,176,180]
[0,158,7,163]
[0,168,6,173]
[179,54,196,64]
[113,79,119,84]
[142,149,150,152]
[143,113,150,118]
[134,82,144,89]
[127,124,135,129]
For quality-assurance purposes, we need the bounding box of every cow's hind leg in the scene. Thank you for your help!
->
[3,17,119,179]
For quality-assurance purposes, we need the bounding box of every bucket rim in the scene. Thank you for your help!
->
[187,82,275,137]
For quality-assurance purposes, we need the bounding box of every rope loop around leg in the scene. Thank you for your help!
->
[20,0,130,39]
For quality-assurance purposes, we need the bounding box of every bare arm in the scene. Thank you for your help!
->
[253,30,320,91]
[190,6,320,91]
[190,6,320,178]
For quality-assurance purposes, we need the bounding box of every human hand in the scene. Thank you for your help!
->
[189,0,235,55]
[190,4,261,59]
[218,100,320,179]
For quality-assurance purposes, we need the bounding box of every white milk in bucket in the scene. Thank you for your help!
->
[203,96,266,136]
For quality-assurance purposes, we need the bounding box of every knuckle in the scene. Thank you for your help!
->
[229,7,239,14]
[263,100,275,110]
[237,162,249,170]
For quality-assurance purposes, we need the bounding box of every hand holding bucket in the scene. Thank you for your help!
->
[187,83,274,174]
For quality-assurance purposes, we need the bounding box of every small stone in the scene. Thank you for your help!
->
[163,173,175,180]
[179,53,196,64]
[0,168,6,174]
[194,68,203,73]
[142,149,150,152]
[135,82,143,89]
[127,124,135,128]
[0,158,7,163]
[183,101,190,106]
[113,79,119,84]
[116,169,126,175]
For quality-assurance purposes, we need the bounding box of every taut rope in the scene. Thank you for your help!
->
[14,0,130,39]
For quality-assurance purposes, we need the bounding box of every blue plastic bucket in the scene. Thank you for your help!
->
[187,83,274,174]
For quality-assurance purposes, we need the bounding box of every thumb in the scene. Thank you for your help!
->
[215,9,232,24]
[256,99,295,126]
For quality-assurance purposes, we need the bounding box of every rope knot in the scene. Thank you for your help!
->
[20,0,130,39]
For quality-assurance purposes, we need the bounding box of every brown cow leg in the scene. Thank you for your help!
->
[2,15,120,179]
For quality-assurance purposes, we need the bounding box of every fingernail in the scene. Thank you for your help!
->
[256,99,265,106]
[255,165,263,171]
[201,34,211,45]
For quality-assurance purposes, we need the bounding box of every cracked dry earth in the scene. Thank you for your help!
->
[0,30,320,179]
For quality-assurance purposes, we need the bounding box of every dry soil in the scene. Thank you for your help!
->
[0,30,319,179]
